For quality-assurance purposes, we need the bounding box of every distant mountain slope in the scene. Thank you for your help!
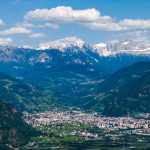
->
[99,61,150,92]
[0,101,37,150]
[0,46,109,80]
[93,61,150,116]
[0,72,58,112]
[70,61,149,111]
[103,71,150,116]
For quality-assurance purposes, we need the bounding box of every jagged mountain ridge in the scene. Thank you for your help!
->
[0,40,150,79]
[94,40,150,56]
[38,38,150,56]
[0,45,106,78]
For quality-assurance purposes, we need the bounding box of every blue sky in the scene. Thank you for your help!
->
[0,0,150,47]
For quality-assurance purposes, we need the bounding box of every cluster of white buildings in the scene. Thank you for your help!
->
[24,111,150,135]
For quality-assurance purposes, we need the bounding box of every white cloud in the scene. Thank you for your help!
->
[22,45,34,49]
[0,38,13,45]
[119,19,150,29]
[24,6,150,31]
[117,30,150,41]
[16,22,34,28]
[37,23,59,29]
[85,19,150,31]
[0,27,32,35]
[25,6,101,23]
[85,22,123,31]
[29,33,45,38]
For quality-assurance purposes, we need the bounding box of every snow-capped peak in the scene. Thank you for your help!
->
[122,41,130,45]
[94,43,106,48]
[21,45,34,49]
[38,37,86,51]
[93,43,112,56]
[93,40,150,56]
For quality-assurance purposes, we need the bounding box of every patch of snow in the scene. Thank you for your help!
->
[38,37,86,51]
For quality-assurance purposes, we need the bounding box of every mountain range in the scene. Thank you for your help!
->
[0,38,149,117]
